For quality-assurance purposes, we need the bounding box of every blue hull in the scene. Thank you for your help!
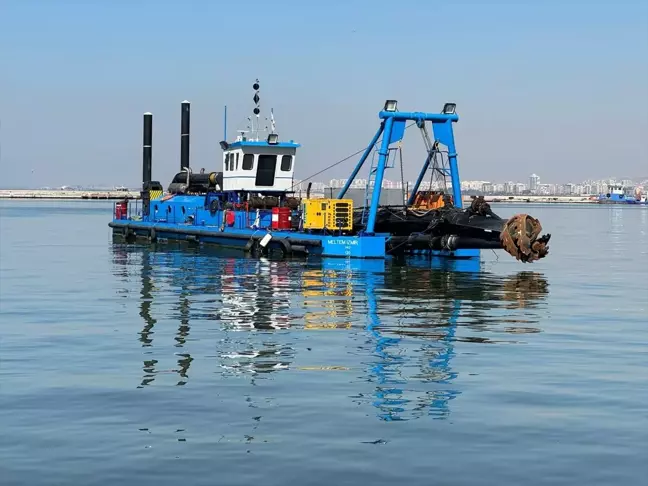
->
[109,219,481,260]
[597,194,646,204]
[598,199,639,204]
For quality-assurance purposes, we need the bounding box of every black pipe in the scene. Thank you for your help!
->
[430,236,502,250]
[142,112,152,184]
[387,234,502,251]
[170,172,221,187]
[181,100,190,170]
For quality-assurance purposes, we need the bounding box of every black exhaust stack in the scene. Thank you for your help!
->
[181,100,190,170]
[141,111,163,217]
[142,112,152,183]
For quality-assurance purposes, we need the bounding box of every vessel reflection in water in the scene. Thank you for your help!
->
[349,257,549,420]
[112,244,197,387]
[358,260,461,421]
[301,266,354,330]
[110,243,549,420]
[111,243,297,385]
[217,255,295,377]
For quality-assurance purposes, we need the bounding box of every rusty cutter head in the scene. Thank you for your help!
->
[500,214,551,262]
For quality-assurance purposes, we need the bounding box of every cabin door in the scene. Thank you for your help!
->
[255,154,277,187]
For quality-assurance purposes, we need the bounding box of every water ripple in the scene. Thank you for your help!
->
[1,201,646,486]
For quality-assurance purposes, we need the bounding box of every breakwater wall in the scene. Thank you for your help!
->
[0,190,141,200]
[476,195,597,204]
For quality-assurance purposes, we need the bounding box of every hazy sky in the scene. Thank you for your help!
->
[1,0,647,188]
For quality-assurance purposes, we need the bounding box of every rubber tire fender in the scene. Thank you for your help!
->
[209,199,219,215]
[244,238,257,253]
[278,238,292,257]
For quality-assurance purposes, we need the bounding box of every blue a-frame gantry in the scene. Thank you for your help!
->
[337,102,462,235]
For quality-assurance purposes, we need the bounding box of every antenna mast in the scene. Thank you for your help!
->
[270,108,276,134]
[252,79,260,141]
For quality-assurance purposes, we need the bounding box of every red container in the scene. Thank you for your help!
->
[271,207,291,230]
[115,201,128,220]
[225,210,236,226]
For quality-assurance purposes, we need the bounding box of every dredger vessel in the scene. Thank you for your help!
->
[109,80,550,263]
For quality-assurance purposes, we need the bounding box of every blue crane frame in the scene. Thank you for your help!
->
[337,108,461,235]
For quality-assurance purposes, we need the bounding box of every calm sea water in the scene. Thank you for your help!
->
[0,200,646,486]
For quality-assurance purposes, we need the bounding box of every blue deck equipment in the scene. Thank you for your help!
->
[109,80,551,263]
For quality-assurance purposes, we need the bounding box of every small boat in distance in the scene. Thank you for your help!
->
[597,184,647,204]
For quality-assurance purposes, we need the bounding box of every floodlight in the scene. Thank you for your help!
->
[384,100,398,112]
[219,141,229,150]
[267,133,279,145]
[442,103,456,114]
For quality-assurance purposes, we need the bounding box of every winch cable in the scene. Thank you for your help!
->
[420,123,447,191]
[432,150,446,191]
[289,122,417,191]
[398,144,406,207]
[420,124,436,187]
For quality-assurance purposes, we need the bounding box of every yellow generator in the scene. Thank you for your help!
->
[326,199,353,231]
[302,199,328,229]
[302,198,353,231]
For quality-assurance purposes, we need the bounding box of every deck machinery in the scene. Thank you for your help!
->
[109,81,551,263]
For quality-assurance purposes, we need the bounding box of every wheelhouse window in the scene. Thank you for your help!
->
[255,154,277,186]
[236,153,239,170]
[280,155,292,172]
[242,154,254,170]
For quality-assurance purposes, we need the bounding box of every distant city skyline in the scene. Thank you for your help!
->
[11,174,647,199]
[320,174,648,197]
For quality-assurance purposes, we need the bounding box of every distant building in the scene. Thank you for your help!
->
[461,180,490,192]
[537,183,552,195]
[562,183,576,195]
[529,173,540,192]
